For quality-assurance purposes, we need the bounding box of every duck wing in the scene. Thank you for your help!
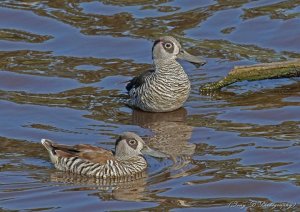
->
[42,139,114,164]
[126,69,155,92]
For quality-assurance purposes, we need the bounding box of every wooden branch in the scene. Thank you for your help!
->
[200,59,300,91]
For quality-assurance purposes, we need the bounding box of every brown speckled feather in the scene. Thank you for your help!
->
[48,142,114,164]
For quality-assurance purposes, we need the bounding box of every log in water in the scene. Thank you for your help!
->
[200,59,300,91]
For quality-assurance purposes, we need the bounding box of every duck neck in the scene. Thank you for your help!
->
[153,58,184,75]
[115,152,134,160]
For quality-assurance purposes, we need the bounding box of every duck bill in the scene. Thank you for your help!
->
[141,145,169,158]
[177,49,206,67]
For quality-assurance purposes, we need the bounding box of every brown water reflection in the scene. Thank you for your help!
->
[197,81,300,141]
[1,0,300,211]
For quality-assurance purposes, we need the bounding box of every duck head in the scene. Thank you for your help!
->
[152,36,206,66]
[115,132,168,159]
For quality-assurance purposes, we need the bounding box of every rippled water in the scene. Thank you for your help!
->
[0,0,300,211]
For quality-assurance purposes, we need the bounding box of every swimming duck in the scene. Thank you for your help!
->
[126,36,206,112]
[41,132,166,179]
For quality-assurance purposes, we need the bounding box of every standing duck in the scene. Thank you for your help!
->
[41,132,167,179]
[126,36,206,112]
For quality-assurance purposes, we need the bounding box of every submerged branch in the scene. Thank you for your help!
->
[200,59,300,91]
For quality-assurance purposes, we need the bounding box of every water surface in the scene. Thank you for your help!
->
[0,0,299,211]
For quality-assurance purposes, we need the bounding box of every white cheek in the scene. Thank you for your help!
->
[173,45,180,55]
[137,142,143,152]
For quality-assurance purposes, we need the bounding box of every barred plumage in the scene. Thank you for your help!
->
[53,157,146,179]
[41,132,167,179]
[126,36,206,112]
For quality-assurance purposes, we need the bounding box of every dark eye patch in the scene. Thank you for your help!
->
[126,139,138,150]
[163,42,174,53]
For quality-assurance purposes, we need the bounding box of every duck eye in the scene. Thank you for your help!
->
[164,42,172,49]
[128,139,136,145]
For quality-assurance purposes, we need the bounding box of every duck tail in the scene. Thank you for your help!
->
[41,139,56,155]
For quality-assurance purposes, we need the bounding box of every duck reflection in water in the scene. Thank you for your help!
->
[50,171,149,202]
[132,107,195,168]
